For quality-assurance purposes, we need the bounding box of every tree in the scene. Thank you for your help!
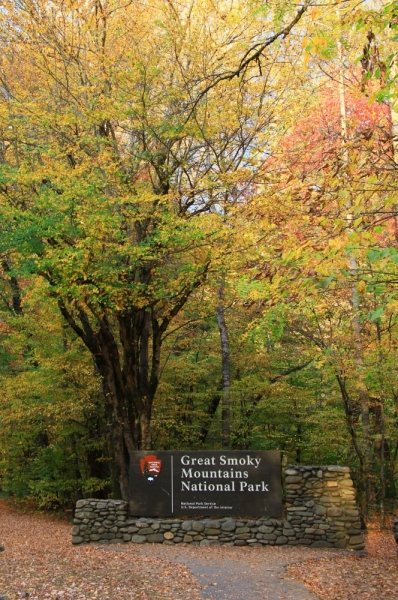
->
[248,19,398,515]
[0,0,306,499]
[0,275,110,508]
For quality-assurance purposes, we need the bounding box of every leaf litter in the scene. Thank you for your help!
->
[1,501,397,600]
[0,501,201,600]
[287,522,398,600]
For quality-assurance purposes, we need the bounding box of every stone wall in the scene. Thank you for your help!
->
[71,464,365,550]
[284,465,364,551]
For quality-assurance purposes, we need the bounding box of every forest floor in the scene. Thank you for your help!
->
[0,500,396,600]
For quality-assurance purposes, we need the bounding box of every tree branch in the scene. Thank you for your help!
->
[268,357,314,383]
[190,1,312,113]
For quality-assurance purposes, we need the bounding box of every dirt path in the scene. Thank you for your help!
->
[0,501,397,600]
[135,544,323,599]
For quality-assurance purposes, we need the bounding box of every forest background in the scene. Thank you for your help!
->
[0,0,397,523]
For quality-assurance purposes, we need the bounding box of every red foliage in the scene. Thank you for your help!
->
[271,83,391,179]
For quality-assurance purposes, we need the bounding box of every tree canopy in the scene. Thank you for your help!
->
[0,0,397,519]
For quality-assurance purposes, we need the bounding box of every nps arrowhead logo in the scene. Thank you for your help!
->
[140,455,162,484]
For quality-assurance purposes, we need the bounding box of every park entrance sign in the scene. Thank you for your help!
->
[129,450,282,517]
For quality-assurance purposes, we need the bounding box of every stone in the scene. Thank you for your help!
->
[147,534,164,543]
[75,511,94,520]
[275,536,288,545]
[205,520,221,529]
[192,522,205,532]
[139,527,154,535]
[234,540,247,546]
[327,508,343,517]
[72,536,84,544]
[205,529,221,536]
[236,527,250,534]
[311,541,333,548]
[164,532,174,540]
[259,526,274,534]
[314,504,326,517]
[181,521,193,531]
[200,539,220,546]
[221,521,236,532]
[327,466,349,472]
[285,476,303,483]
[131,535,146,544]
[184,535,193,543]
[71,526,80,536]
[348,535,364,546]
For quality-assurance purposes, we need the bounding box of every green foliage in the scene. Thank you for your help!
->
[0,289,111,508]
[0,0,397,518]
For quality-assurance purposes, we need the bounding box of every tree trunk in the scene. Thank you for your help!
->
[337,22,373,513]
[58,302,162,500]
[56,262,209,499]
[216,276,231,449]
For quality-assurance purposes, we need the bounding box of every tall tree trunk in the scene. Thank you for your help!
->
[216,276,231,449]
[56,262,209,499]
[2,259,23,315]
[375,321,386,528]
[337,22,373,512]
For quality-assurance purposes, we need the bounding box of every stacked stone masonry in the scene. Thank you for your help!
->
[72,465,365,550]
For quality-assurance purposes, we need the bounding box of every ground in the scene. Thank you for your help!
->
[0,501,396,599]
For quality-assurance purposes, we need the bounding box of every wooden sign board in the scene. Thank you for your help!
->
[129,450,282,517]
